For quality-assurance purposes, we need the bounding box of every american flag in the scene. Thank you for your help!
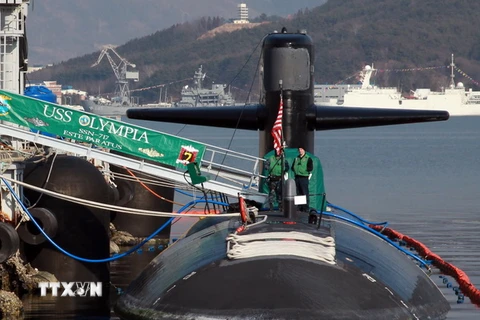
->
[271,94,283,155]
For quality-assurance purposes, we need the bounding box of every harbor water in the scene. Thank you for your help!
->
[22,116,480,319]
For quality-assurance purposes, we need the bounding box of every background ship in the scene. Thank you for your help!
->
[175,65,236,107]
[83,63,236,116]
[82,96,171,117]
[314,54,480,116]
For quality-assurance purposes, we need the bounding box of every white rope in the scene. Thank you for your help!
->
[106,171,197,192]
[226,231,336,264]
[1,176,241,219]
[27,152,58,209]
[105,165,181,189]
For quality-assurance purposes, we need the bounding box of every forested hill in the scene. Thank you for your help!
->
[28,0,480,104]
[26,0,327,64]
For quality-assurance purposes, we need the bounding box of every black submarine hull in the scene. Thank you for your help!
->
[119,28,450,319]
[115,214,449,319]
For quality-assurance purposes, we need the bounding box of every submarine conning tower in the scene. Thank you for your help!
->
[126,28,448,159]
[260,29,315,155]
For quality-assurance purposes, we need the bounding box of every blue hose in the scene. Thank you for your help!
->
[327,202,389,227]
[4,175,423,267]
[1,177,225,263]
[175,188,205,198]
[318,208,429,268]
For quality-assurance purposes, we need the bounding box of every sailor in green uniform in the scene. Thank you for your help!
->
[292,147,313,212]
[265,153,289,210]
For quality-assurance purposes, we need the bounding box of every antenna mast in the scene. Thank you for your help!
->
[449,53,456,89]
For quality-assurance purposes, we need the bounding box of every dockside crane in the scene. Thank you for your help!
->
[91,45,139,105]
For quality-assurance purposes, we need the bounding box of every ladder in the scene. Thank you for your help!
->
[0,123,268,203]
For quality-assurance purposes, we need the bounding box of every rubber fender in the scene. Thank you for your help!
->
[17,207,58,245]
[115,179,134,207]
[108,183,120,204]
[0,222,20,263]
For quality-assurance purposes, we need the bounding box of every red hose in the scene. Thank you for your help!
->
[370,225,480,306]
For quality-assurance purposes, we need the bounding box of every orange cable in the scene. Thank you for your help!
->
[124,167,184,206]
[124,167,222,215]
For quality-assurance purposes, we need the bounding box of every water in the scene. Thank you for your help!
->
[23,117,480,319]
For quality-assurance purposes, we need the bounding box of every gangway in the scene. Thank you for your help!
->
[0,123,268,203]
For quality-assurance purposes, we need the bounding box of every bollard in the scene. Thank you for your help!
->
[282,178,297,219]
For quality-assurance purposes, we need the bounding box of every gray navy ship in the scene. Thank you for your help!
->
[82,96,171,117]
[175,65,236,107]
[83,65,236,115]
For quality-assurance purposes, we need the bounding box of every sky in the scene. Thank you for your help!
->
[25,0,326,65]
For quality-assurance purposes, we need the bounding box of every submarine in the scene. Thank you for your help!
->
[115,28,451,319]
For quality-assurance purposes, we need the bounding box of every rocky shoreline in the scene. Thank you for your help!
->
[0,252,57,319]
[0,223,169,319]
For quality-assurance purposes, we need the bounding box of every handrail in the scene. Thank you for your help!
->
[0,123,268,202]
[201,147,266,180]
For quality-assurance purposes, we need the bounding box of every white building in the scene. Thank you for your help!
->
[233,3,249,24]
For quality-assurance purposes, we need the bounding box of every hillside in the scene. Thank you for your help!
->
[28,0,480,105]
[26,0,326,65]
[198,22,267,40]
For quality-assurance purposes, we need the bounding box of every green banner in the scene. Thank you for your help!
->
[0,90,206,168]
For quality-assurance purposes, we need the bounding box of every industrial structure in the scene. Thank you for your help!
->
[0,0,29,94]
[91,45,139,105]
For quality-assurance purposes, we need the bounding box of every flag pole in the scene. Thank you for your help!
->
[278,84,286,209]
[270,81,285,209]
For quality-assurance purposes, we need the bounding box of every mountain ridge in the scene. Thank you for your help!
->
[27,0,480,105]
[26,0,326,65]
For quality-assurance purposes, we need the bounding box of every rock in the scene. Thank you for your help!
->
[144,238,157,245]
[111,230,137,246]
[1,252,57,296]
[110,222,171,247]
[0,252,57,318]
[0,290,23,319]
[1,253,38,294]
[110,223,137,246]
[110,241,120,254]
[109,222,116,238]
[31,271,58,284]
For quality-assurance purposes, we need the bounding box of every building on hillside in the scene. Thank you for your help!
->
[233,3,249,24]
[61,88,88,98]
[27,65,43,73]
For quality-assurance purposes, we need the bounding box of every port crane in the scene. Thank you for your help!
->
[91,45,139,105]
